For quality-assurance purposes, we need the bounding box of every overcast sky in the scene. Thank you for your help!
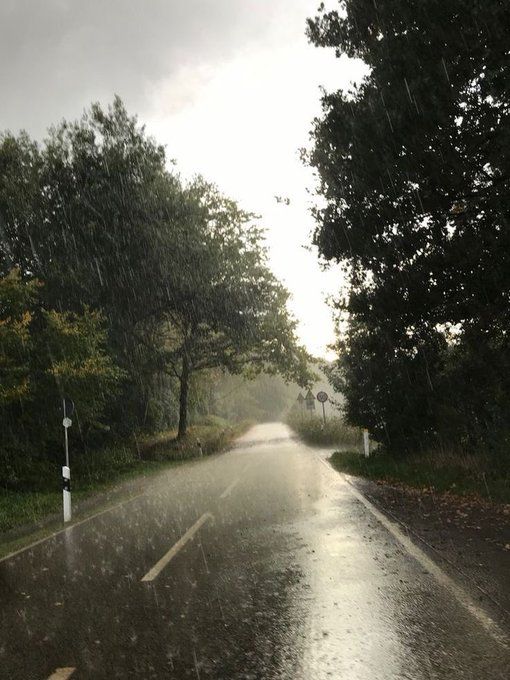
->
[0,0,366,357]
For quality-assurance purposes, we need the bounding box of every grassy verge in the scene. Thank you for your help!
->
[287,414,360,448]
[0,419,250,539]
[329,449,510,505]
[288,414,509,504]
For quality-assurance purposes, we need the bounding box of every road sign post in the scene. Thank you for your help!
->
[316,391,328,426]
[62,398,74,522]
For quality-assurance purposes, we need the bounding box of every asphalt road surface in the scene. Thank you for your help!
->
[0,423,508,679]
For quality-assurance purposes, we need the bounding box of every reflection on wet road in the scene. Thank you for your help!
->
[0,423,508,678]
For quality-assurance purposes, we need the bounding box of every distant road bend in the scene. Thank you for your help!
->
[0,423,508,679]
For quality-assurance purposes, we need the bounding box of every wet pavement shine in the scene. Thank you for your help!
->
[0,423,508,679]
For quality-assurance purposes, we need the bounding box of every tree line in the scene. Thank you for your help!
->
[308,0,510,461]
[0,98,310,467]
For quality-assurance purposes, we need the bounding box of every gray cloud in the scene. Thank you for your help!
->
[0,0,312,138]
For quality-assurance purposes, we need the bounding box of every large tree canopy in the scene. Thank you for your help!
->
[0,99,185,428]
[162,178,311,436]
[308,1,510,454]
[0,98,310,446]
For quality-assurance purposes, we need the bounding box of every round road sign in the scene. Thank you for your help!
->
[316,391,328,403]
[62,417,72,429]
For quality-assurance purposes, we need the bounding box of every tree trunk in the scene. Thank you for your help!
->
[177,354,190,439]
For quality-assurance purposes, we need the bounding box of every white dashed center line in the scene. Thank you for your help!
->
[141,512,213,582]
[47,668,76,680]
[220,478,239,499]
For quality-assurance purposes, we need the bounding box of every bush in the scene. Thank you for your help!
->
[195,414,229,429]
[287,413,360,448]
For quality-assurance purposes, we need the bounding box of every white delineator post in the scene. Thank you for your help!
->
[62,464,71,522]
[62,397,73,523]
[363,429,370,458]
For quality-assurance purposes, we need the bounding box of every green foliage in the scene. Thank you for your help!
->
[160,177,313,436]
[329,449,510,505]
[287,413,360,448]
[196,414,230,429]
[308,1,510,458]
[0,269,123,455]
[38,307,124,437]
[0,97,310,465]
[191,370,302,423]
[0,269,37,404]
[0,98,185,433]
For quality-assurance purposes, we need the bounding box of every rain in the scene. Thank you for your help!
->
[0,1,509,679]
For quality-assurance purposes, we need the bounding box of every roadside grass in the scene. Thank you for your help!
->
[329,449,510,505]
[287,413,360,448]
[139,417,240,460]
[288,414,509,504]
[0,419,250,538]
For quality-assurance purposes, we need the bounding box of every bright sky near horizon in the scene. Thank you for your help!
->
[0,0,366,357]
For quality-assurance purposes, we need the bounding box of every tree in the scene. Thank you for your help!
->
[190,369,302,424]
[39,307,124,439]
[307,1,510,454]
[0,269,123,455]
[0,268,37,406]
[162,179,311,437]
[0,98,187,431]
[0,101,312,442]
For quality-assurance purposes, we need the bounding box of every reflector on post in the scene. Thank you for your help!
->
[62,465,71,522]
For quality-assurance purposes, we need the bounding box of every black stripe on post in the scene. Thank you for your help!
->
[63,477,71,492]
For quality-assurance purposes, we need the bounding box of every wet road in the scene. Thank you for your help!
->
[0,423,508,679]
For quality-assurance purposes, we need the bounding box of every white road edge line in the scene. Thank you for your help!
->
[141,512,213,582]
[220,478,239,499]
[47,667,76,680]
[0,493,146,566]
[315,454,509,649]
